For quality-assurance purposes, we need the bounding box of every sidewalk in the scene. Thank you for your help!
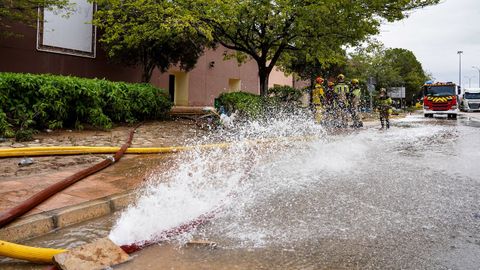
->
[0,120,207,242]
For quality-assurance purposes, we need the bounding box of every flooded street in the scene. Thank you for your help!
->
[4,114,480,269]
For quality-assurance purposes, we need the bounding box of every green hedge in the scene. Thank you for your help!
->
[215,91,263,118]
[267,85,303,104]
[0,72,172,140]
[215,86,303,119]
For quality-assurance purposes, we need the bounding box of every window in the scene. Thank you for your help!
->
[228,79,241,92]
[37,0,96,58]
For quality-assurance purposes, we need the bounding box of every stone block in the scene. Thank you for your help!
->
[108,192,135,211]
[0,214,54,242]
[54,200,111,228]
[53,238,129,270]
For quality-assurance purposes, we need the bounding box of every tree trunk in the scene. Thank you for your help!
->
[258,66,270,97]
[141,62,155,83]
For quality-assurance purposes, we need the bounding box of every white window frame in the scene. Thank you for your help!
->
[36,2,97,58]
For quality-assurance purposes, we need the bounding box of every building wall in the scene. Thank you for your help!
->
[154,48,261,106]
[270,67,293,88]
[1,23,298,107]
[0,23,143,82]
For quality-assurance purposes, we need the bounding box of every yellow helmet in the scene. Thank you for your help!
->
[327,81,335,87]
[337,74,345,81]
[351,79,359,84]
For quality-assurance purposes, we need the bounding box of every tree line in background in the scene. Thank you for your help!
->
[1,0,438,100]
[287,40,430,105]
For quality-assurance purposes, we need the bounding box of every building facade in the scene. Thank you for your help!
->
[0,1,302,106]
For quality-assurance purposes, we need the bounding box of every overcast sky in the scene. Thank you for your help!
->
[377,0,480,88]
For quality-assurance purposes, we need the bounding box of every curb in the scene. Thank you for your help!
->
[0,191,135,242]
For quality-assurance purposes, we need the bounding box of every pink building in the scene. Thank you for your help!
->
[0,1,301,106]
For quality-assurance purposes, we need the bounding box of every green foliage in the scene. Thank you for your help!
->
[92,0,212,82]
[215,92,263,118]
[0,72,172,140]
[15,129,36,142]
[216,86,303,119]
[268,86,303,104]
[1,0,72,37]
[189,0,440,95]
[346,41,429,103]
[0,109,13,137]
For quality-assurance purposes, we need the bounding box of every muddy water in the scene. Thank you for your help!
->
[2,114,480,269]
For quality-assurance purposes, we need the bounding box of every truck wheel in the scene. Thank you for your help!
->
[448,114,457,120]
[424,114,432,118]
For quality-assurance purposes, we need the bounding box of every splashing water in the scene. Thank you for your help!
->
[109,112,480,254]
[109,111,327,246]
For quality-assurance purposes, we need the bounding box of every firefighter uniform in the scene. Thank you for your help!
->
[312,77,325,123]
[333,74,349,128]
[349,79,363,128]
[377,89,392,129]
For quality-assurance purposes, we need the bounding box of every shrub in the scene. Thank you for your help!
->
[215,91,263,118]
[267,85,303,103]
[0,72,172,139]
[215,86,304,119]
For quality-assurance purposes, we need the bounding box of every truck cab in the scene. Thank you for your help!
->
[461,88,480,112]
[423,82,458,119]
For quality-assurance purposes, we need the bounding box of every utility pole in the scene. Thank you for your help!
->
[458,51,463,93]
[464,76,473,88]
[473,66,480,87]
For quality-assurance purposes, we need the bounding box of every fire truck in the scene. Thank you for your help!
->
[423,82,459,119]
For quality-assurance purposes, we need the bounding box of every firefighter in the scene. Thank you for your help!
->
[322,81,336,127]
[333,74,349,128]
[349,79,363,128]
[376,88,392,129]
[312,77,325,123]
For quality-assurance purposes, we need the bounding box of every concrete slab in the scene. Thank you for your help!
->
[53,199,111,228]
[108,193,136,211]
[53,238,129,270]
[0,213,54,242]
[0,191,135,242]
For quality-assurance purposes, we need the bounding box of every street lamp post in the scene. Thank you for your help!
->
[464,76,473,88]
[458,51,463,93]
[473,66,480,87]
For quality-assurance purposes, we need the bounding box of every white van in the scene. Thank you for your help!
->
[461,88,480,112]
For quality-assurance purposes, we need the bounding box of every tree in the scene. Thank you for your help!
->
[347,41,403,88]
[0,0,72,37]
[384,48,429,102]
[187,0,440,96]
[93,0,212,82]
[280,48,347,88]
[346,42,429,104]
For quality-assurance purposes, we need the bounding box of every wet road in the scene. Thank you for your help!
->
[3,113,480,270]
[117,113,480,269]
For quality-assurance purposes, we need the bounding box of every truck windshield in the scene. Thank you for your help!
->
[464,92,480,99]
[425,86,456,96]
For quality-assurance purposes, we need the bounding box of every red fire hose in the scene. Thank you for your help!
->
[0,124,140,228]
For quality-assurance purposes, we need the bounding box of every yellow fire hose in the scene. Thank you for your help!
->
[0,136,316,158]
[0,143,231,158]
[0,240,66,263]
